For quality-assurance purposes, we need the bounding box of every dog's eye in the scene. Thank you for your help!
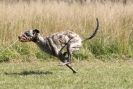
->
[25,32,31,37]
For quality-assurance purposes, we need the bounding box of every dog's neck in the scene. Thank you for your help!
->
[33,34,46,45]
[33,34,55,56]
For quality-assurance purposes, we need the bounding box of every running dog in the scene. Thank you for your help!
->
[18,18,99,73]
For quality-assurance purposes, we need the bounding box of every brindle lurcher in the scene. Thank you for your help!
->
[18,18,99,73]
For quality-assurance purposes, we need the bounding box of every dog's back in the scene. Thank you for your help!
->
[48,30,82,50]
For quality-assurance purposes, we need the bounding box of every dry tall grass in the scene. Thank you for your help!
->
[0,1,133,61]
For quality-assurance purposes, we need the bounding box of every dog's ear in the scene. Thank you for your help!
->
[33,29,40,34]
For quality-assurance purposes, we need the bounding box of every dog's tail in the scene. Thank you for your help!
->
[82,18,99,42]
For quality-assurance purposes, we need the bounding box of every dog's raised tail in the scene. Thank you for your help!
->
[83,18,99,42]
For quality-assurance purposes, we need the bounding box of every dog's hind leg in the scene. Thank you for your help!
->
[66,40,82,64]
[67,44,72,64]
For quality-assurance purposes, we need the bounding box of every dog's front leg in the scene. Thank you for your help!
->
[47,38,59,56]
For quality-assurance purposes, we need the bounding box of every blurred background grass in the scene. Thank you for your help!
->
[0,0,133,62]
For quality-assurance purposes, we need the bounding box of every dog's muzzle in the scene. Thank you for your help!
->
[18,34,32,42]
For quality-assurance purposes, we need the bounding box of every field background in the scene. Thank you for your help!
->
[0,0,133,89]
[0,0,133,62]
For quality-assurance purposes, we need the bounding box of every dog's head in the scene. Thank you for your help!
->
[18,29,40,42]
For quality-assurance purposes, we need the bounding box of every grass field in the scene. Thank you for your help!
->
[0,60,133,89]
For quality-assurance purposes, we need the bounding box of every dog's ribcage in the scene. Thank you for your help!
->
[36,31,82,56]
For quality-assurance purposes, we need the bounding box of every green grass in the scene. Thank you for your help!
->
[0,1,132,89]
[0,60,133,89]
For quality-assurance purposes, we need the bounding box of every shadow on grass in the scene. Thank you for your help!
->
[4,70,53,76]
